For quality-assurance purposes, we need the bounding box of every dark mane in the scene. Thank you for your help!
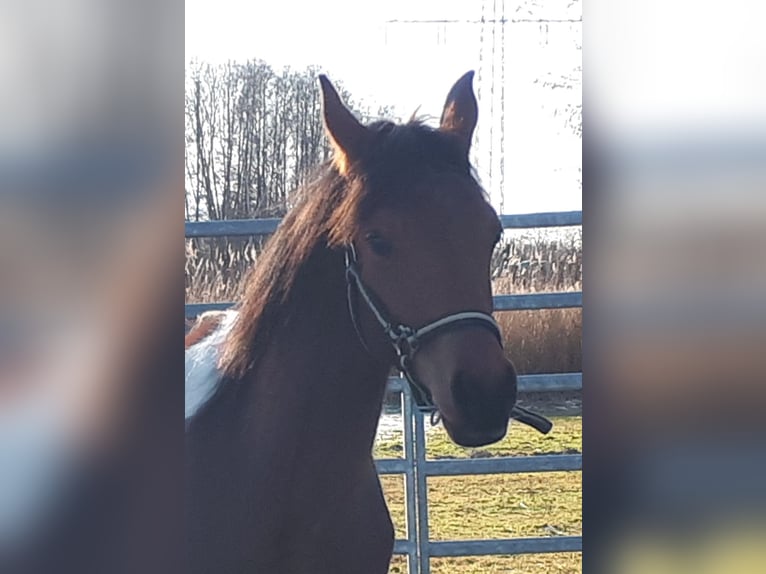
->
[220,119,479,378]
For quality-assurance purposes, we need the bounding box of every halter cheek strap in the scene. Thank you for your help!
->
[344,244,553,435]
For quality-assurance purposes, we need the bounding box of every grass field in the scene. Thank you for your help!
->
[374,415,582,574]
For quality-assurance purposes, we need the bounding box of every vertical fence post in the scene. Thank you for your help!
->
[401,385,419,574]
[413,406,431,574]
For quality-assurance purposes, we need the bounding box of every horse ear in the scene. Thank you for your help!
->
[439,71,478,154]
[319,75,370,174]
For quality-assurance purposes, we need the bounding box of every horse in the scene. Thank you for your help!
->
[185,71,550,573]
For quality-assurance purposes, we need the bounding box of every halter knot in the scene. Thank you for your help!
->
[390,325,419,357]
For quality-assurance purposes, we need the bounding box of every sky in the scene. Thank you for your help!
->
[185,0,582,215]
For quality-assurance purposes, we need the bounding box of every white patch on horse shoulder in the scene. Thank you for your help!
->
[185,310,238,421]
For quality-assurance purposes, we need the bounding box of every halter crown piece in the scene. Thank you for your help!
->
[344,244,553,435]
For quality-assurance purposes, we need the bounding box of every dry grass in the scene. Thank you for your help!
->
[497,308,581,374]
[185,228,582,374]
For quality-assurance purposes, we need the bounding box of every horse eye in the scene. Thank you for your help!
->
[365,232,393,257]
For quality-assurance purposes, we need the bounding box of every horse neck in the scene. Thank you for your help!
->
[243,246,390,463]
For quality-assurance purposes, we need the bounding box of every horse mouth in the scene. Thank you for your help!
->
[440,416,508,447]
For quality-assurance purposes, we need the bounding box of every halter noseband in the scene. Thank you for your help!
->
[344,244,553,434]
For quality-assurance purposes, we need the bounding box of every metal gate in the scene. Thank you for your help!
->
[185,210,583,573]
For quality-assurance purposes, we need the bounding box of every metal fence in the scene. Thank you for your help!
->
[185,210,583,573]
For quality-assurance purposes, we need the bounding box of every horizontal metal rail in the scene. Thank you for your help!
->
[184,210,582,238]
[428,536,582,557]
[377,454,582,477]
[185,291,582,318]
[425,454,582,476]
[375,458,410,474]
[393,540,417,556]
[494,292,582,310]
[515,373,582,393]
[499,210,582,229]
[185,218,281,237]
[387,373,582,394]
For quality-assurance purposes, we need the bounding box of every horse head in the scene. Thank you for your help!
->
[319,72,520,447]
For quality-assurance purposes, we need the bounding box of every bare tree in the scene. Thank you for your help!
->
[184,60,376,222]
